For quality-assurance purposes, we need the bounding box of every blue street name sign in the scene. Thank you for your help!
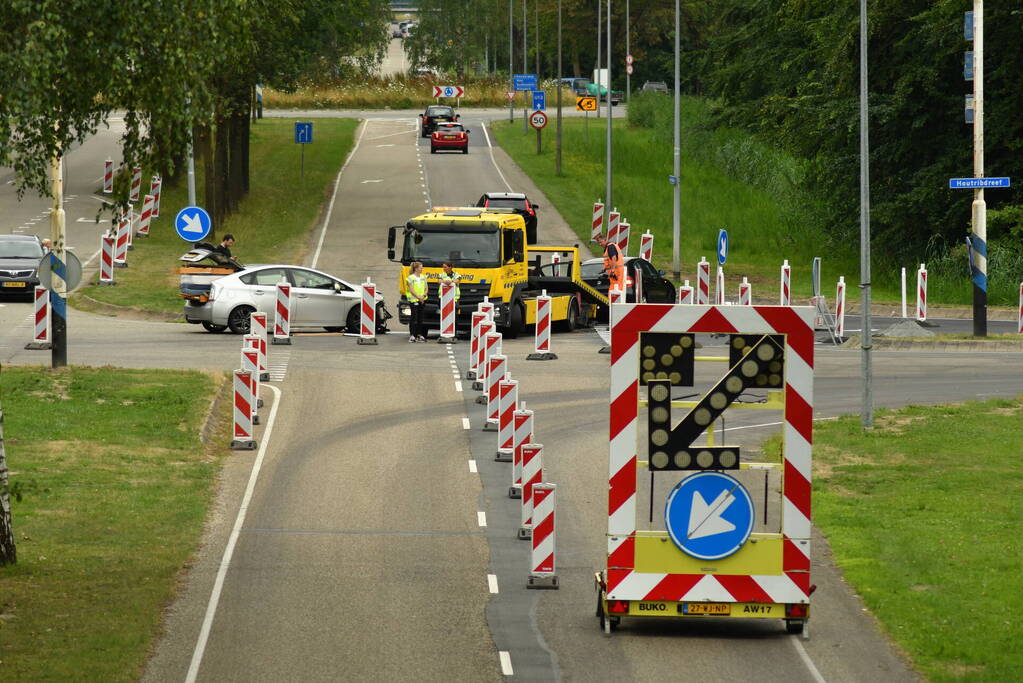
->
[175,206,212,242]
[664,472,754,561]
[949,177,1011,189]
[532,90,546,111]
[513,74,538,91]
[717,229,728,265]
[294,122,313,144]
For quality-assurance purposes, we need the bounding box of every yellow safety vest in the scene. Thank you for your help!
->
[439,271,461,301]
[407,273,427,302]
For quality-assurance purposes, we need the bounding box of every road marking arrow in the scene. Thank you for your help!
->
[687,489,736,540]
[181,212,205,233]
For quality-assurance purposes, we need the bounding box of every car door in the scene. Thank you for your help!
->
[241,267,290,309]
[638,260,671,302]
[288,268,350,327]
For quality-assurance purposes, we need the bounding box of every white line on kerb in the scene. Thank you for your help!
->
[454,381,463,392]
[311,119,368,269]
[186,384,283,683]
[468,459,477,472]
[790,635,826,683]
[487,574,499,594]
[499,651,514,676]
[477,511,487,527]
[479,122,513,192]
[462,418,471,430]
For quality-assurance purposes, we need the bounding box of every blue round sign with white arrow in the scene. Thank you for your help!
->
[717,229,729,265]
[664,471,754,561]
[175,206,212,243]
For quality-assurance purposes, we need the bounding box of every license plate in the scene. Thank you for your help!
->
[444,135,456,140]
[684,602,730,615]
[2,281,27,288]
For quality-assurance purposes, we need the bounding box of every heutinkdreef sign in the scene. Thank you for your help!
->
[948,177,1011,189]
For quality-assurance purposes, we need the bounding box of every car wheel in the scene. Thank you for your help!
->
[227,305,255,334]
[324,326,344,333]
[430,146,436,154]
[346,306,361,333]
[202,322,227,333]
[462,147,468,155]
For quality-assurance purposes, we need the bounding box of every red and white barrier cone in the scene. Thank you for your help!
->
[150,174,162,217]
[591,200,604,242]
[249,312,270,380]
[527,290,557,360]
[617,220,631,255]
[466,311,487,380]
[518,443,543,540]
[126,206,135,250]
[483,354,506,431]
[495,376,518,462]
[24,286,51,350]
[677,279,693,304]
[835,276,847,339]
[136,194,154,238]
[715,266,725,305]
[639,230,653,262]
[1018,283,1023,334]
[527,482,558,589]
[917,264,927,322]
[509,403,533,499]
[358,278,378,345]
[739,276,751,306]
[438,280,456,344]
[230,369,258,450]
[98,235,116,285]
[697,257,710,305]
[273,282,292,345]
[606,209,621,247]
[781,259,791,306]
[475,329,500,397]
[129,166,141,203]
[103,159,113,193]
[114,214,129,267]
[241,346,262,424]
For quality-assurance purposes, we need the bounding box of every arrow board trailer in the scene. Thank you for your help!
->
[596,304,814,635]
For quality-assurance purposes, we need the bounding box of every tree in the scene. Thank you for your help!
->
[0,371,15,567]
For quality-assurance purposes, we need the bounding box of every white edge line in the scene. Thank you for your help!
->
[480,122,513,192]
[468,459,477,472]
[487,573,499,594]
[185,384,283,683]
[790,635,826,683]
[499,651,513,676]
[310,119,368,269]
[477,511,487,527]
[454,381,463,392]
[462,417,471,430]
[720,416,840,434]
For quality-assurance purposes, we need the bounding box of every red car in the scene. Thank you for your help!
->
[430,122,469,154]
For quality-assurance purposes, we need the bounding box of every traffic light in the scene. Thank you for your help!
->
[728,334,785,389]
[638,332,695,386]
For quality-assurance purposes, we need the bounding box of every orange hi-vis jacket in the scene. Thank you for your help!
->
[603,243,625,288]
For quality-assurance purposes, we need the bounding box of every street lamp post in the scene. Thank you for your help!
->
[596,0,601,119]
[509,0,514,122]
[523,0,528,133]
[605,0,612,215]
[971,0,987,337]
[557,0,563,175]
[672,0,681,283]
[625,0,630,103]
[859,0,873,428]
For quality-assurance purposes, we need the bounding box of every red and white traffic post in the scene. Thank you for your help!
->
[639,230,653,262]
[483,354,507,431]
[617,220,631,256]
[249,312,270,380]
[715,266,726,305]
[467,311,487,380]
[677,279,693,304]
[98,235,116,285]
[916,264,928,322]
[273,281,292,345]
[551,252,561,276]
[495,376,518,462]
[24,286,51,350]
[781,259,792,305]
[136,194,154,238]
[527,482,558,589]
[697,257,710,305]
[591,201,605,241]
[836,276,847,338]
[739,276,751,306]
[438,280,456,344]
[150,174,162,217]
[230,369,257,450]
[103,159,113,193]
[241,346,261,425]
[527,290,557,360]
[114,213,129,267]
[509,403,533,499]
[606,209,621,247]
[518,443,544,540]
[358,278,378,345]
[125,206,135,250]
[129,166,141,203]
[472,321,497,391]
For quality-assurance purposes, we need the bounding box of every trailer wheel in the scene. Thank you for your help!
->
[785,619,805,635]
[557,300,579,332]
[596,594,619,634]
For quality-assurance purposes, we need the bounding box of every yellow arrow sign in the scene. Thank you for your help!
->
[575,96,598,112]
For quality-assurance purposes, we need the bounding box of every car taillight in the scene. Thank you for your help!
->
[608,600,630,614]
[460,133,466,139]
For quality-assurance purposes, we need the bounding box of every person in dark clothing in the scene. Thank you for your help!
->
[211,234,237,263]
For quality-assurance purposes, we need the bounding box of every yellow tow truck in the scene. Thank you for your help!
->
[387,208,608,337]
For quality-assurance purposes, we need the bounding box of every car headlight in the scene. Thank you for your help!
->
[400,305,411,316]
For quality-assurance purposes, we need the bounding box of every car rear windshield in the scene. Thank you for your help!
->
[485,198,526,210]
[580,262,606,278]
[427,107,454,117]
[438,124,464,132]
[0,241,43,258]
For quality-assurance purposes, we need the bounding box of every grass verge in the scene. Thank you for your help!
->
[0,366,226,680]
[74,117,359,317]
[799,398,1023,680]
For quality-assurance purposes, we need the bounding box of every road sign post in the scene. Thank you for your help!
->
[295,122,313,178]
[530,110,548,154]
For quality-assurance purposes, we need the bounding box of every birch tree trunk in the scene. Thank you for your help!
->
[0,396,16,566]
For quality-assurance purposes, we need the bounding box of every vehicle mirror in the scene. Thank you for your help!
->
[532,203,540,209]
[387,249,396,260]
[658,270,667,276]
[387,226,397,250]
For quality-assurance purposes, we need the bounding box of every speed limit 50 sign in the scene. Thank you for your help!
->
[529,110,548,130]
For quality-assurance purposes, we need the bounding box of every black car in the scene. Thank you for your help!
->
[420,105,459,137]
[0,234,44,298]
[475,192,540,244]
[580,256,676,304]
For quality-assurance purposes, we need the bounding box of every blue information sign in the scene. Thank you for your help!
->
[717,229,728,265]
[949,177,1010,189]
[664,472,754,561]
[294,122,313,144]
[513,74,538,91]
[532,90,546,111]
[175,206,212,242]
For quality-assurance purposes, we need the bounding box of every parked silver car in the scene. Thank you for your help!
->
[183,264,390,334]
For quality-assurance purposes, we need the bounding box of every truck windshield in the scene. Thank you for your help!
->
[404,229,500,267]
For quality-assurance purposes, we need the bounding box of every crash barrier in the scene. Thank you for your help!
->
[136,194,154,237]
[518,443,543,539]
[715,267,725,305]
[241,347,261,425]
[273,282,292,345]
[677,280,693,305]
[129,166,141,203]
[438,280,455,343]
[739,277,751,306]
[483,354,507,430]
[496,376,518,461]
[527,291,557,360]
[150,174,162,217]
[917,264,927,322]
[510,404,533,499]
[1019,283,1023,334]
[99,235,115,285]
[639,231,653,262]
[114,215,129,267]
[475,329,500,395]
[467,311,487,380]
[836,276,846,338]
[103,159,113,193]
[901,267,908,318]
[527,483,558,589]
[697,257,710,305]
[248,312,270,380]
[358,278,378,345]
[780,259,791,306]
[230,369,257,450]
[591,201,604,241]
[24,286,51,350]
[617,221,631,255]
[607,209,621,248]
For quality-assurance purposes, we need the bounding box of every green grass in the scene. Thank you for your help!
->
[74,117,359,317]
[806,399,1023,681]
[0,366,226,680]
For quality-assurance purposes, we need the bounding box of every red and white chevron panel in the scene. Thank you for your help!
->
[103,159,113,193]
[739,277,751,306]
[677,280,693,305]
[606,210,621,248]
[606,303,815,605]
[480,330,501,391]
[520,443,543,535]
[836,277,846,337]
[439,280,455,339]
[232,369,254,444]
[241,347,260,424]
[129,166,141,203]
[485,354,506,426]
[530,483,556,576]
[150,174,162,217]
[780,260,791,306]
[917,264,927,322]
[32,286,49,343]
[696,258,710,305]
[497,377,518,456]
[592,201,604,241]
[361,279,377,339]
[468,311,486,377]
[99,235,115,283]
[137,194,154,237]
[617,221,631,256]
[510,406,533,497]
[639,231,653,262]
[274,282,292,343]
[534,293,551,353]
[249,312,269,379]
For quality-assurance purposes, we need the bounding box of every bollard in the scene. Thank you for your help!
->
[591,201,604,241]
[129,166,141,203]
[136,194,154,237]
[617,220,631,256]
[917,264,927,322]
[248,312,270,380]
[527,290,557,360]
[126,206,134,250]
[697,257,710,305]
[509,404,533,499]
[358,278,378,345]
[114,215,129,267]
[475,329,500,397]
[901,267,908,319]
[241,347,261,425]
[677,279,693,304]
[150,174,162,217]
[739,276,751,306]
[103,159,113,193]
[273,282,292,345]
[836,276,847,338]
[715,266,725,305]
[527,483,558,589]
[639,230,653,262]
[466,311,487,380]
[606,209,621,247]
[99,235,116,285]
[473,322,496,392]
[230,369,258,450]
[25,286,51,350]
[780,259,791,306]
[495,376,518,461]
[483,354,507,431]
[518,443,543,540]
[438,280,456,343]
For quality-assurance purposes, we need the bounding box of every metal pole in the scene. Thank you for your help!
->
[556,0,562,176]
[535,0,539,78]
[625,0,630,103]
[49,152,67,368]
[596,0,601,119]
[186,98,196,206]
[859,0,873,428]
[605,0,612,214]
[523,0,528,133]
[672,0,681,283]
[509,0,514,122]
[971,0,987,337]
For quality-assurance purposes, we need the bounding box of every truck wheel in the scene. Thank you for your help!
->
[503,303,524,339]
[556,300,579,332]
[202,322,227,333]
[227,305,255,334]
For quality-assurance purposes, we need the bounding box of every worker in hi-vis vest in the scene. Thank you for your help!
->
[406,261,428,342]
[439,261,462,304]
[596,234,625,292]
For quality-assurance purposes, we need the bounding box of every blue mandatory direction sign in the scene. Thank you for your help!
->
[175,206,212,243]
[532,90,546,111]
[513,74,538,91]
[294,121,313,144]
[949,177,1010,189]
[717,229,729,265]
[664,472,755,561]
